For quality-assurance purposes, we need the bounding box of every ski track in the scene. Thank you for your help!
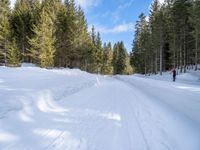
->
[115,76,200,150]
[0,68,200,150]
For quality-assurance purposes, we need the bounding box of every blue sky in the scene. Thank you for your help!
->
[76,0,153,52]
[10,0,164,52]
[79,0,151,51]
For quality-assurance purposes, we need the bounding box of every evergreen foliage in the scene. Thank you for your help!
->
[131,0,200,75]
[113,41,131,74]
[29,2,55,68]
[7,39,21,67]
[102,42,113,74]
[1,0,132,74]
[10,0,33,62]
[0,0,11,65]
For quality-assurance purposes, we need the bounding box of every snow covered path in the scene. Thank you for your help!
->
[0,67,200,150]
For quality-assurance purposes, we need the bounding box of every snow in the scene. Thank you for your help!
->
[0,65,200,150]
[142,70,200,85]
[21,63,37,67]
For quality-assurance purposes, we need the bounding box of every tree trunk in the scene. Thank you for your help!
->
[160,31,163,75]
[4,40,7,66]
[173,36,176,68]
[183,26,186,73]
[179,33,183,74]
[22,24,25,63]
[195,32,198,71]
[151,58,154,74]
[155,50,158,74]
[145,58,147,76]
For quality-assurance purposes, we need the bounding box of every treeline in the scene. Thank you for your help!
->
[0,0,133,75]
[130,0,200,75]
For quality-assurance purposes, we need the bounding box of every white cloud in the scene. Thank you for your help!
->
[117,0,134,10]
[111,0,134,23]
[111,23,134,33]
[90,23,134,34]
[75,0,101,9]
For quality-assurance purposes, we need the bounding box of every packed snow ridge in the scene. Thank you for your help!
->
[0,64,200,150]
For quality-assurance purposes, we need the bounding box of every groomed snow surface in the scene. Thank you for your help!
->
[0,64,200,150]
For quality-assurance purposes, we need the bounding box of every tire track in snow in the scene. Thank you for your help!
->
[115,77,174,150]
[115,76,200,150]
[113,78,151,150]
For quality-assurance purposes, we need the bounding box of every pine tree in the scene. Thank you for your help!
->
[131,0,199,75]
[124,54,133,75]
[74,6,91,69]
[29,6,55,68]
[117,42,127,74]
[96,32,103,73]
[190,0,200,71]
[102,42,113,74]
[7,39,21,67]
[113,43,119,74]
[113,42,127,74]
[55,0,77,68]
[131,13,151,74]
[88,27,103,73]
[0,0,11,65]
[30,0,41,29]
[172,0,191,73]
[149,0,160,74]
[11,0,33,62]
[156,7,165,75]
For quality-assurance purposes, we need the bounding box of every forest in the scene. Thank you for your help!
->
[131,0,200,75]
[1,0,200,75]
[0,0,133,75]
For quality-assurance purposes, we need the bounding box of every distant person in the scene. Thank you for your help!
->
[172,68,176,82]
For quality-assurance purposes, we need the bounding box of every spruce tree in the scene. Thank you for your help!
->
[29,6,55,68]
[190,0,200,71]
[113,42,128,74]
[55,0,77,68]
[149,0,160,74]
[7,39,21,67]
[88,27,103,73]
[11,0,33,62]
[131,0,198,75]
[102,42,113,74]
[96,32,103,73]
[75,6,92,70]
[113,43,119,74]
[125,55,133,75]
[116,42,127,74]
[131,13,150,74]
[0,0,10,65]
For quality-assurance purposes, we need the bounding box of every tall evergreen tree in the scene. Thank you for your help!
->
[131,0,198,75]
[102,42,113,74]
[113,42,127,74]
[0,0,10,65]
[149,0,160,74]
[11,0,33,62]
[7,39,21,67]
[96,32,103,73]
[131,13,151,74]
[29,5,55,68]
[113,43,119,74]
[88,27,103,73]
[190,0,200,71]
[73,6,91,68]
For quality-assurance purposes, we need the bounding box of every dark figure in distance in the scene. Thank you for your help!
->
[172,68,176,82]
